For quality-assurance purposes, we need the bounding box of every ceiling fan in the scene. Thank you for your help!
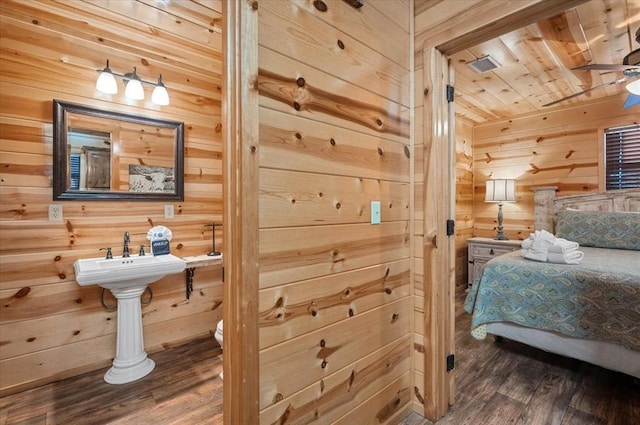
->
[543,28,640,108]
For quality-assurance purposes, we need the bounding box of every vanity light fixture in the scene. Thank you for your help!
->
[151,75,170,106]
[95,60,118,94]
[96,60,170,105]
[123,67,145,100]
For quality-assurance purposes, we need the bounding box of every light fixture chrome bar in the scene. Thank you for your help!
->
[100,71,163,87]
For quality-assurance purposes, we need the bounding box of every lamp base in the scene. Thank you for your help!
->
[494,203,509,240]
[207,251,221,257]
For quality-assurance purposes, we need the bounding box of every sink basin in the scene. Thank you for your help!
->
[74,253,186,288]
[73,253,186,384]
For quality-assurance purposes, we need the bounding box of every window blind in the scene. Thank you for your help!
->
[605,124,640,190]
[70,153,80,190]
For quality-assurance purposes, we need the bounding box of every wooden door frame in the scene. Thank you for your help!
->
[222,1,260,424]
[419,0,587,421]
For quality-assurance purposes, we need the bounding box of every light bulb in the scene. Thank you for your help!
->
[626,78,640,96]
[96,60,118,94]
[124,67,145,100]
[151,75,170,105]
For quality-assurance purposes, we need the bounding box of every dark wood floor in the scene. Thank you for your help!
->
[400,290,640,425]
[2,290,639,425]
[0,337,223,425]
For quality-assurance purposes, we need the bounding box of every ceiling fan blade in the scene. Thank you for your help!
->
[543,78,628,107]
[572,64,640,72]
[623,93,640,109]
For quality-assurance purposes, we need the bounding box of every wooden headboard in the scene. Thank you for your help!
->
[533,187,640,232]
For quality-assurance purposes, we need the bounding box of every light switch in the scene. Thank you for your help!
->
[371,201,381,224]
[164,204,174,219]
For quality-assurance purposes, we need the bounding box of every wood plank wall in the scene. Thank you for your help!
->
[0,0,223,395]
[412,55,426,414]
[255,1,413,423]
[454,119,473,288]
[472,94,638,240]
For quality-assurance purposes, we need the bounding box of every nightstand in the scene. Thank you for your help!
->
[467,237,521,287]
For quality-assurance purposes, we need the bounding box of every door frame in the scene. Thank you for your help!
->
[222,1,260,424]
[419,0,587,420]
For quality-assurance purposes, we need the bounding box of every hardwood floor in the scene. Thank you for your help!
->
[2,291,638,425]
[401,290,640,425]
[0,337,223,425]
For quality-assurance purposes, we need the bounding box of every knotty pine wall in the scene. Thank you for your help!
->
[472,94,639,240]
[255,1,413,423]
[0,0,223,395]
[412,60,425,413]
[454,119,474,288]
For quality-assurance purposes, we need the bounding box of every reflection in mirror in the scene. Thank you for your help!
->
[53,100,184,201]
[68,128,111,190]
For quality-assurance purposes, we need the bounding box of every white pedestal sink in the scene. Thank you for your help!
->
[74,253,186,384]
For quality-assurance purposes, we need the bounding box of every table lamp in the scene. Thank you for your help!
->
[485,179,516,240]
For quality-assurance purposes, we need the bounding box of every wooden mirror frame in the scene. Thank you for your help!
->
[53,99,185,201]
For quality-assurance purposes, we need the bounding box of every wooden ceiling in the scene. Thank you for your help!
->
[445,0,640,124]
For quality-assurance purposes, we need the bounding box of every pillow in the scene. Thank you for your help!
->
[554,209,640,250]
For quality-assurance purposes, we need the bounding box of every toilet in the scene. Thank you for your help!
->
[214,320,223,380]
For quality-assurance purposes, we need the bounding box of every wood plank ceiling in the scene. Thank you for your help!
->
[443,0,640,124]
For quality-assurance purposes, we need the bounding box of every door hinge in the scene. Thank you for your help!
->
[446,219,455,236]
[447,354,455,372]
[446,84,455,103]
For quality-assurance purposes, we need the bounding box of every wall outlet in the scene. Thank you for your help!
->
[49,204,63,222]
[370,201,381,224]
[164,204,174,219]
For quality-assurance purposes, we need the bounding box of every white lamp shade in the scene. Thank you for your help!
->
[96,62,171,103]
[626,79,640,96]
[485,179,516,203]
[96,71,118,94]
[125,79,145,100]
[151,85,170,105]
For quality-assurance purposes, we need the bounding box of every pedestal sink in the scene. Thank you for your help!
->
[74,253,186,384]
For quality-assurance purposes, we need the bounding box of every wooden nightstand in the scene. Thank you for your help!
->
[467,237,521,287]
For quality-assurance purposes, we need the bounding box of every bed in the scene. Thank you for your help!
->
[464,187,640,378]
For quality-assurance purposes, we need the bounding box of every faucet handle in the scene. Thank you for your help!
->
[100,247,113,259]
[138,245,146,256]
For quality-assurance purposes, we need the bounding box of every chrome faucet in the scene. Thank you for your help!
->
[123,231,130,258]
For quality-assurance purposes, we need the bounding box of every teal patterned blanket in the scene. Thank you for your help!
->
[464,247,640,351]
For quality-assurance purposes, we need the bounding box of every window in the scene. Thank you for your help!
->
[69,153,80,190]
[604,124,640,190]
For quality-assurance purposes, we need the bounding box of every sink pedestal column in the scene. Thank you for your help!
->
[104,285,155,384]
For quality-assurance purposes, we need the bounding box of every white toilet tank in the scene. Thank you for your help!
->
[215,320,223,347]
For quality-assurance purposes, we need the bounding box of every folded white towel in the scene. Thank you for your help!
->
[547,250,584,265]
[523,248,548,262]
[520,231,582,264]
[548,238,579,254]
[530,230,556,249]
[520,230,556,262]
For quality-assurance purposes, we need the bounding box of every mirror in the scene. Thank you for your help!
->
[53,100,184,201]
